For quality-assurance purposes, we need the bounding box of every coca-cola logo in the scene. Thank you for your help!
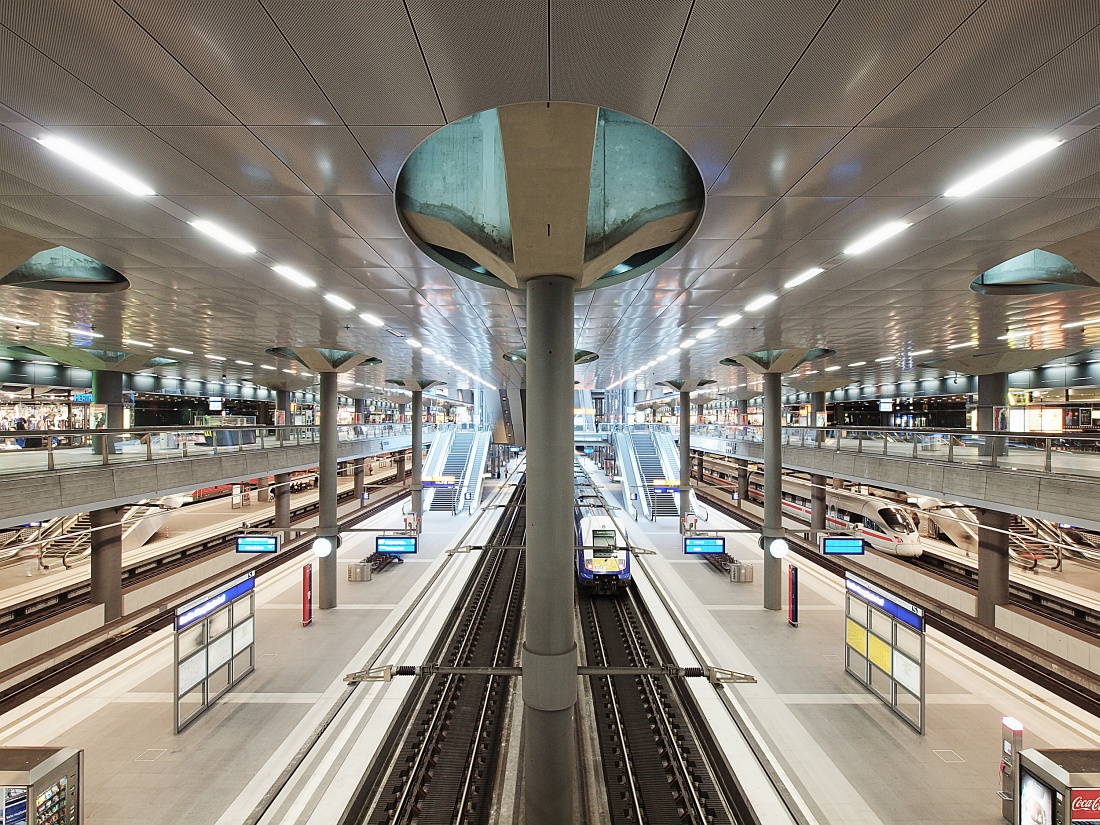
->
[1072,789,1100,821]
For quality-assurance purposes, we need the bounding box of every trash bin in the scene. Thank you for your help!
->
[348,562,371,582]
[730,563,753,583]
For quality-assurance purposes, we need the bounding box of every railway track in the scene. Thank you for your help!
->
[580,585,739,824]
[695,487,1100,719]
[341,480,527,825]
[0,483,411,714]
[0,473,408,637]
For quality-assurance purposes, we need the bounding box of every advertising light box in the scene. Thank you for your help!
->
[377,536,418,555]
[822,536,865,555]
[684,536,725,555]
[236,535,278,554]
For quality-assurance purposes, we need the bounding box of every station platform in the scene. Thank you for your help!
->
[1,456,1098,824]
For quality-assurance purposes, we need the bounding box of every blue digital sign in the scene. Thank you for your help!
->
[684,536,725,555]
[845,573,923,632]
[377,535,418,555]
[236,535,278,554]
[176,573,255,630]
[822,536,864,555]
[73,392,94,403]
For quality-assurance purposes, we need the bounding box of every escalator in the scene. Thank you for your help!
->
[629,432,679,517]
[429,431,476,512]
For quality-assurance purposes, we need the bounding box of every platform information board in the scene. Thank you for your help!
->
[377,536,417,555]
[236,535,278,554]
[683,536,725,555]
[822,536,865,555]
[843,572,925,733]
[174,571,256,733]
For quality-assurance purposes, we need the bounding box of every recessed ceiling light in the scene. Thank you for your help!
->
[717,313,742,328]
[0,314,39,327]
[744,294,777,312]
[64,327,103,338]
[282,369,295,374]
[825,365,842,372]
[189,219,257,254]
[1061,318,1100,329]
[260,364,275,370]
[36,135,156,196]
[875,356,894,362]
[843,221,911,255]
[911,349,933,356]
[784,267,825,288]
[848,361,867,367]
[234,360,253,365]
[168,347,193,355]
[205,354,226,361]
[944,137,1065,198]
[123,338,151,347]
[323,293,355,310]
[359,312,384,327]
[947,340,978,349]
[271,264,316,288]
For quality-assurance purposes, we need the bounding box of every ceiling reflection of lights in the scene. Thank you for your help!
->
[0,314,39,326]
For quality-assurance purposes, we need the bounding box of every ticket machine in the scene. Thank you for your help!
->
[0,747,83,825]
[1001,717,1024,821]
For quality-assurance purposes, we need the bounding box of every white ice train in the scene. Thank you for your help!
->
[701,459,923,557]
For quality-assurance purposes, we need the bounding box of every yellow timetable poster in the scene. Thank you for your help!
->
[846,618,866,655]
[868,633,892,675]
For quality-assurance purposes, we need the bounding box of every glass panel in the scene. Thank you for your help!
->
[208,606,230,639]
[233,617,254,653]
[177,683,205,728]
[178,624,205,656]
[232,649,254,683]
[870,607,892,639]
[178,650,207,694]
[869,660,892,701]
[207,663,230,699]
[846,595,868,625]
[846,618,867,656]
[895,624,921,660]
[895,684,921,728]
[233,593,255,623]
[845,649,868,683]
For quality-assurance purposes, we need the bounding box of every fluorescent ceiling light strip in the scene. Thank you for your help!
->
[944,138,1064,198]
[717,313,741,328]
[744,294,777,312]
[824,365,841,372]
[847,361,866,367]
[323,293,355,310]
[271,264,316,288]
[947,341,978,349]
[123,338,151,347]
[1061,318,1100,329]
[65,327,102,338]
[260,364,275,370]
[695,328,716,340]
[168,347,193,355]
[784,267,824,288]
[206,354,226,361]
[875,356,894,362]
[911,349,933,356]
[843,221,911,255]
[997,330,1035,340]
[36,135,156,196]
[234,360,253,365]
[359,312,384,327]
[190,219,256,254]
[407,338,422,348]
[0,314,39,326]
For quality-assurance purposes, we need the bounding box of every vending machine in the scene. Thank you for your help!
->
[0,747,83,824]
[1016,748,1100,825]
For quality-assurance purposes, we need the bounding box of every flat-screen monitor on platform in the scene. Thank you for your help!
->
[684,536,725,555]
[377,536,418,555]
[822,536,865,555]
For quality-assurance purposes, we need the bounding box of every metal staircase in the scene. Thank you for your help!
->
[429,431,476,512]
[629,432,680,517]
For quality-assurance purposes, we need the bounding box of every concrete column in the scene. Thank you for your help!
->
[679,390,691,522]
[92,370,124,455]
[977,508,1011,627]
[273,389,291,540]
[977,372,1009,457]
[696,453,704,483]
[762,372,783,610]
[736,459,748,505]
[317,371,339,610]
[810,391,827,534]
[89,506,123,621]
[522,275,577,825]
[411,390,423,525]
[353,457,365,503]
[395,453,406,484]
[737,398,748,426]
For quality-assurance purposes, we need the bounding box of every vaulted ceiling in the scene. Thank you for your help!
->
[0,1,1099,397]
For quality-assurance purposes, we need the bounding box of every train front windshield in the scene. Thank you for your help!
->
[879,507,917,533]
[592,530,617,557]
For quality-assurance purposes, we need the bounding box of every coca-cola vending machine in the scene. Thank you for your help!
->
[1016,749,1100,825]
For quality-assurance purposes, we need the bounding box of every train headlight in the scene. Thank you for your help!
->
[585,560,594,571]
[768,538,790,559]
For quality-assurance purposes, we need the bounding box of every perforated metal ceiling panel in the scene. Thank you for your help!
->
[0,0,1097,395]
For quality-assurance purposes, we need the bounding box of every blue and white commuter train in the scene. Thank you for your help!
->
[574,480,631,594]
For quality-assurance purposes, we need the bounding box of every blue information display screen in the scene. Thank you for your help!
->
[822,536,864,555]
[237,535,278,554]
[377,536,418,555]
[684,536,725,555]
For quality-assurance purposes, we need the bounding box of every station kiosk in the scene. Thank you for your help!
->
[0,747,83,824]
[1015,748,1100,825]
